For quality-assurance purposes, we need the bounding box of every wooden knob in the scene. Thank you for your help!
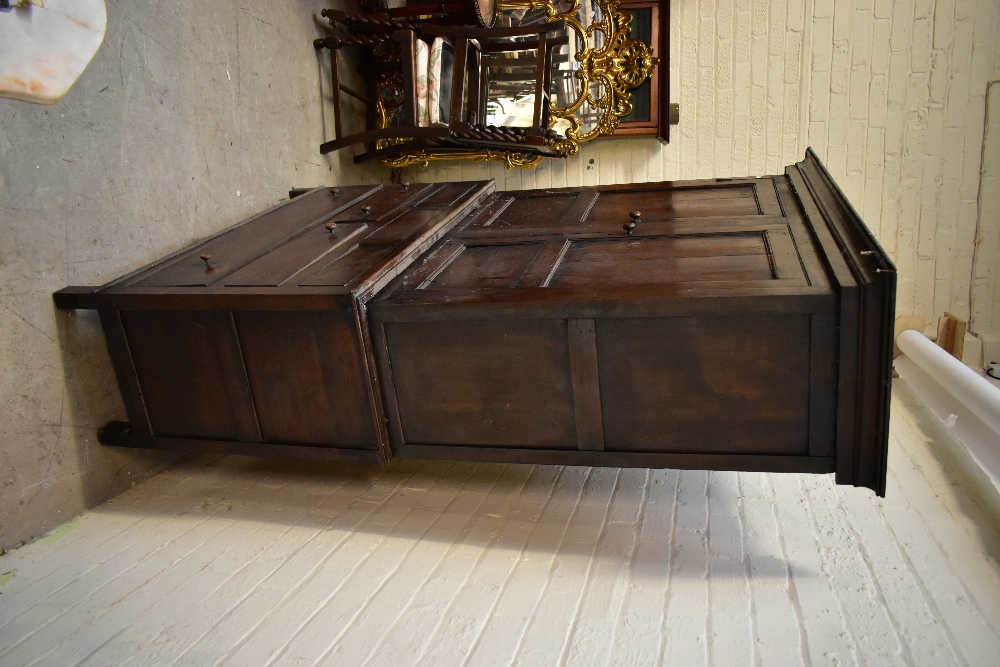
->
[401,182,410,190]
[325,222,337,233]
[361,205,371,215]
[199,254,211,268]
[331,188,340,197]
[624,211,640,235]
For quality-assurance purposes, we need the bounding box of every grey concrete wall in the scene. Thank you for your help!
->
[0,0,385,551]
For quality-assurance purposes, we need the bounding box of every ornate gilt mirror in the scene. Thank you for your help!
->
[374,0,658,168]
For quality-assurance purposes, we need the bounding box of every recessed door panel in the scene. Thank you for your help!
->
[235,311,375,448]
[598,315,811,455]
[121,311,258,441]
[422,242,546,290]
[547,234,775,287]
[586,182,777,221]
[134,187,377,287]
[384,319,576,448]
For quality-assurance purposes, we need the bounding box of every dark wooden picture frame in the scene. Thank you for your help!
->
[613,0,669,142]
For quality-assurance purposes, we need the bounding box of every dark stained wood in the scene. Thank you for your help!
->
[597,315,811,455]
[382,319,576,448]
[224,223,369,286]
[369,152,894,495]
[332,183,436,222]
[422,241,546,290]
[54,152,894,496]
[394,444,835,474]
[234,311,376,449]
[97,310,153,437]
[485,190,599,228]
[56,180,495,461]
[567,319,605,451]
[586,183,771,220]
[789,149,896,495]
[133,187,376,287]
[547,235,776,287]
[300,245,396,286]
[97,422,381,464]
[120,310,255,441]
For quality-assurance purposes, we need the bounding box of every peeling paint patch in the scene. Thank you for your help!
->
[33,516,82,546]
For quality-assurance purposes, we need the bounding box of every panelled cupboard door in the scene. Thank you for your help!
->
[458,177,785,237]
[373,175,841,463]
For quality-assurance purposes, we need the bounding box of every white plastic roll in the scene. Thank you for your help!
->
[896,329,1000,438]
[894,355,1000,493]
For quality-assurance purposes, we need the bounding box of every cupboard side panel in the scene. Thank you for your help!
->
[120,311,249,441]
[234,311,377,449]
[383,319,576,449]
[597,315,812,455]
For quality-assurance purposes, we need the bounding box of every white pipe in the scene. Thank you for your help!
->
[896,329,1000,437]
[894,356,1000,493]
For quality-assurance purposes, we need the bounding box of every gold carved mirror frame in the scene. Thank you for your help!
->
[373,0,658,169]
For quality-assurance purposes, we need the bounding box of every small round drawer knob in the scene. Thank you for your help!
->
[401,182,411,190]
[331,187,340,197]
[199,254,211,268]
[325,222,337,233]
[361,206,372,215]
[624,211,640,235]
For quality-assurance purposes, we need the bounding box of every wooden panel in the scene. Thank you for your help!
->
[453,194,512,230]
[362,208,448,245]
[395,443,835,474]
[547,234,775,287]
[421,241,545,290]
[487,191,598,228]
[789,149,896,495]
[98,422,381,464]
[585,183,767,222]
[597,315,811,455]
[121,311,258,441]
[224,223,369,286]
[414,182,483,208]
[567,319,605,451]
[299,245,396,286]
[333,183,437,222]
[134,188,366,287]
[383,319,576,448]
[234,311,376,449]
[98,310,152,437]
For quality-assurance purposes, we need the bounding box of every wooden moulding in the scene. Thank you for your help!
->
[787,149,897,496]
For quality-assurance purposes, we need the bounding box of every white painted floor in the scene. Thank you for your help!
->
[1,382,999,667]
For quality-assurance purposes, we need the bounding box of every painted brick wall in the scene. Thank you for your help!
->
[972,83,1000,340]
[414,0,1000,327]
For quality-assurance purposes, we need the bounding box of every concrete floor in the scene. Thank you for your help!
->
[1,385,999,666]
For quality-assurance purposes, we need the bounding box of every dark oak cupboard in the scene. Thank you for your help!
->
[54,150,896,495]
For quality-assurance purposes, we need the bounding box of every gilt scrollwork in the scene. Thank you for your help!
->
[373,0,658,169]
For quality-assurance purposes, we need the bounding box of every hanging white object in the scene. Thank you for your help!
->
[0,0,107,104]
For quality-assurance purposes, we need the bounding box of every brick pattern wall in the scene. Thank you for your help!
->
[972,83,1000,338]
[421,0,1000,327]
